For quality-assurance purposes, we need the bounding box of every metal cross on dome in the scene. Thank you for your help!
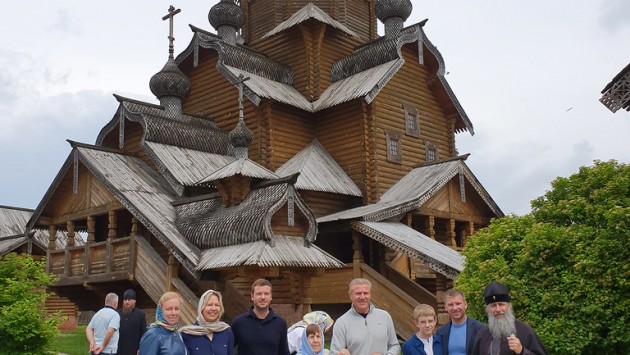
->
[162,5,182,58]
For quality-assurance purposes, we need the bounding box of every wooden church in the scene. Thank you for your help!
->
[24,0,503,335]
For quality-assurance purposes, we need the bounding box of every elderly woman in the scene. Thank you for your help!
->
[298,323,328,355]
[287,311,334,354]
[179,289,234,355]
[139,291,188,355]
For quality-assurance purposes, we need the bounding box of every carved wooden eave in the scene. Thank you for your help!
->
[94,95,232,196]
[261,3,360,40]
[600,62,630,113]
[174,173,317,249]
[317,155,503,224]
[27,141,202,275]
[351,221,463,280]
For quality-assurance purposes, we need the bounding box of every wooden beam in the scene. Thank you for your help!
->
[49,201,124,225]
[416,207,490,225]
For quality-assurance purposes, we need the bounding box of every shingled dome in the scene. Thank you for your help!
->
[149,57,192,100]
[375,0,413,22]
[229,119,253,149]
[375,0,413,37]
[208,0,244,31]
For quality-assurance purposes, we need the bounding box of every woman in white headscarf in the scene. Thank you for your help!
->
[287,311,334,354]
[179,290,234,355]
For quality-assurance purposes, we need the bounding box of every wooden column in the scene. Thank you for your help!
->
[447,218,457,249]
[65,221,75,276]
[436,274,448,326]
[352,231,363,278]
[129,218,138,278]
[424,215,435,240]
[66,221,75,247]
[108,210,117,240]
[87,216,95,243]
[464,221,475,247]
[302,273,313,314]
[48,225,57,250]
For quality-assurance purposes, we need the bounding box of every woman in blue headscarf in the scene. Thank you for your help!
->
[139,291,188,355]
[298,323,327,355]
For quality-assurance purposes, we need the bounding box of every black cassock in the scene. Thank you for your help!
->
[472,319,549,355]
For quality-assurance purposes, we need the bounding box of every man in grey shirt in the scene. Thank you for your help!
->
[330,278,400,355]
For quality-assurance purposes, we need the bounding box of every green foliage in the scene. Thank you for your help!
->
[0,253,61,354]
[457,160,629,354]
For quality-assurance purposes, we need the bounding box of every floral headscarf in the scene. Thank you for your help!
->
[149,297,179,332]
[288,311,334,334]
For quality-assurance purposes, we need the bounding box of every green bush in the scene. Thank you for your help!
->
[457,160,629,354]
[0,253,60,354]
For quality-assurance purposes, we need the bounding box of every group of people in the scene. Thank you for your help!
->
[402,281,548,355]
[85,278,548,355]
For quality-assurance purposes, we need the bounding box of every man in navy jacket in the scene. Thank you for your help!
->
[232,278,290,355]
[435,289,485,355]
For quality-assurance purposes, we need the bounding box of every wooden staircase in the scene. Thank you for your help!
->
[134,236,198,324]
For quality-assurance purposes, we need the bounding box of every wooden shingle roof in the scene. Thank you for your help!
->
[262,3,359,39]
[276,140,362,196]
[353,221,463,280]
[318,156,503,223]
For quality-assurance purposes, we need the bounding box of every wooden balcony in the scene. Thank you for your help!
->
[47,236,136,286]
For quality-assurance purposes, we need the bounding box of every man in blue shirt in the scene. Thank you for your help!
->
[435,289,485,355]
[86,292,120,355]
[232,279,290,355]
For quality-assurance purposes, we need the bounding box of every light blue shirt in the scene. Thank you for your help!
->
[88,306,120,353]
[447,322,467,355]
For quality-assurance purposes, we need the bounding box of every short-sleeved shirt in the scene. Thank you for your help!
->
[88,306,120,353]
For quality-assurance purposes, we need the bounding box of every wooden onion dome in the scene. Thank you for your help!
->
[229,119,253,159]
[149,57,192,118]
[208,0,244,45]
[375,0,413,37]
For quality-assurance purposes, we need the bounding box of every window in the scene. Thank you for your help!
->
[386,130,402,164]
[403,104,420,137]
[425,141,439,163]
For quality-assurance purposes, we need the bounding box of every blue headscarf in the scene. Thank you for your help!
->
[298,325,325,355]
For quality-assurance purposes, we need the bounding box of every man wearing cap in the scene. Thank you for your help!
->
[472,281,548,355]
[116,289,146,355]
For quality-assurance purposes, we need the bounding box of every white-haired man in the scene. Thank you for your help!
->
[472,281,548,355]
[330,278,400,355]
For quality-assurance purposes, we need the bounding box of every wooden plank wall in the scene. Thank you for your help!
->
[316,101,366,199]
[302,191,360,218]
[370,46,456,200]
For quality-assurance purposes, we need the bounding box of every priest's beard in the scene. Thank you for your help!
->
[486,305,516,339]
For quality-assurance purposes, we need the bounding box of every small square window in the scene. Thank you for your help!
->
[386,130,402,164]
[403,104,420,137]
[425,142,439,163]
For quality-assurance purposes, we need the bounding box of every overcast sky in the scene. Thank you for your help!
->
[0,0,628,215]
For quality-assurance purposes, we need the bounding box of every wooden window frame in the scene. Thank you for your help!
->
[403,104,420,138]
[425,141,439,163]
[386,130,402,164]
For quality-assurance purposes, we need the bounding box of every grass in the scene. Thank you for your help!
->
[48,326,88,355]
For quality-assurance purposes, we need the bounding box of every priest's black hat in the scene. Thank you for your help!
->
[123,289,137,300]
[484,281,510,304]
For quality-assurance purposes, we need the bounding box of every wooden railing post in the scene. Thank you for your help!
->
[65,221,74,277]
[436,274,448,326]
[107,210,116,273]
[128,218,138,279]
[447,218,457,250]
[425,215,435,240]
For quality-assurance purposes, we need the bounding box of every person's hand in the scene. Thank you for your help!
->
[338,348,351,355]
[507,334,523,354]
[89,341,97,352]
[93,345,103,354]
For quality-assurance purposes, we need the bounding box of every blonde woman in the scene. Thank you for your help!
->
[139,292,188,355]
[180,290,234,355]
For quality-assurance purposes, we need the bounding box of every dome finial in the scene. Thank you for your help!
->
[229,75,253,158]
[208,0,244,45]
[149,6,191,118]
